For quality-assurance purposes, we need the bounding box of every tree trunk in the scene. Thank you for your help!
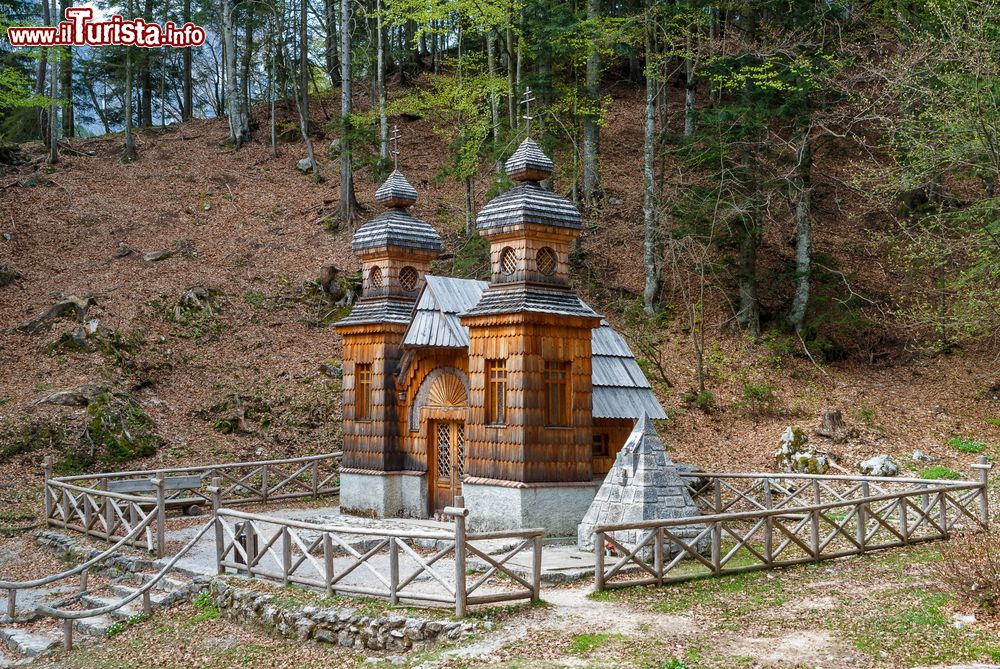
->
[683,39,695,136]
[486,33,500,144]
[124,0,136,160]
[737,216,760,338]
[36,0,49,143]
[47,0,59,166]
[340,0,356,222]
[582,0,601,201]
[505,21,516,130]
[139,0,153,127]
[59,0,73,137]
[182,0,192,120]
[642,22,658,315]
[86,81,111,134]
[787,127,813,335]
[376,0,387,162]
[242,5,254,133]
[325,0,339,86]
[300,0,317,173]
[223,0,249,147]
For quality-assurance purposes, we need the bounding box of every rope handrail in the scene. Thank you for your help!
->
[0,511,157,590]
[37,519,214,620]
[52,451,344,484]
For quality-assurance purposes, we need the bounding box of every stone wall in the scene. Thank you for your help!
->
[209,579,478,653]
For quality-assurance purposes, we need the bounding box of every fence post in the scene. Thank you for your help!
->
[653,527,664,585]
[532,533,543,601]
[61,489,72,533]
[323,533,334,597]
[153,477,166,559]
[6,589,15,619]
[810,480,821,561]
[389,537,399,605]
[763,478,774,565]
[79,568,88,594]
[63,618,73,651]
[83,492,93,533]
[282,527,292,587]
[452,495,468,619]
[899,494,909,544]
[976,455,990,527]
[43,456,53,523]
[594,530,605,591]
[858,480,870,551]
[311,459,320,499]
[711,520,721,573]
[246,522,258,579]
[142,590,152,616]
[713,478,722,514]
[261,464,269,504]
[211,477,224,575]
[938,491,949,538]
[102,476,113,541]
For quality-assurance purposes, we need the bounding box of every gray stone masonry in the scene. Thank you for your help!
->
[577,414,707,558]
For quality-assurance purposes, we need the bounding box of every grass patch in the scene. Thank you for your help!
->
[921,465,963,480]
[949,436,988,454]
[191,592,220,622]
[106,612,148,638]
[568,632,624,655]
[839,588,1000,665]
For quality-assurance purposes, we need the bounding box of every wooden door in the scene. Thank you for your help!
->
[431,421,465,516]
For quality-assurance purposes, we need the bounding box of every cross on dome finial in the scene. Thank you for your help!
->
[520,87,536,137]
[390,125,402,170]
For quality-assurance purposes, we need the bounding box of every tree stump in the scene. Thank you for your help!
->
[816,409,846,441]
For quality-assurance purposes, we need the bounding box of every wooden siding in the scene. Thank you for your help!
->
[339,323,408,471]
[462,312,599,484]
[395,349,469,473]
[485,226,578,286]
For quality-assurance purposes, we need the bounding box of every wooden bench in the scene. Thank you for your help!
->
[107,475,207,516]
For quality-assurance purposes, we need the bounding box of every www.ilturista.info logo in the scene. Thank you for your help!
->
[6,7,206,48]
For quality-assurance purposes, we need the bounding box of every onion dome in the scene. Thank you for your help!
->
[352,170,442,254]
[476,140,580,232]
[503,137,554,182]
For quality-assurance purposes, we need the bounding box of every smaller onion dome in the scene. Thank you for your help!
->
[352,169,442,254]
[375,170,418,209]
[504,137,554,182]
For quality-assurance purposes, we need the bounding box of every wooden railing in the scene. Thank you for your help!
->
[215,495,544,618]
[44,452,342,557]
[594,458,992,591]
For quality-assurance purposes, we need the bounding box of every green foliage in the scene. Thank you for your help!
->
[856,405,877,424]
[105,612,148,638]
[76,391,161,468]
[445,233,491,281]
[736,381,781,417]
[948,436,987,454]
[568,632,623,655]
[0,418,69,462]
[192,592,221,622]
[920,466,962,480]
[681,388,716,413]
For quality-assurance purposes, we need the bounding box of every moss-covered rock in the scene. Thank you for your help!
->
[774,426,829,474]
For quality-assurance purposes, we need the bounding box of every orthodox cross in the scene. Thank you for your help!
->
[390,125,402,170]
[521,87,536,136]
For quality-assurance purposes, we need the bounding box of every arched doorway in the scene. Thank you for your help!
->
[416,370,469,515]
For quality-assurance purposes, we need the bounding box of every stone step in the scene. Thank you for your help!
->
[0,625,61,657]
[73,613,117,636]
[79,595,143,623]
[109,585,172,606]
[125,572,192,592]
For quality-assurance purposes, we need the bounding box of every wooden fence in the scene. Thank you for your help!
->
[44,452,342,557]
[594,458,992,590]
[214,495,544,618]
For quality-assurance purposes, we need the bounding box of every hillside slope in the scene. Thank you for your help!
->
[0,88,997,504]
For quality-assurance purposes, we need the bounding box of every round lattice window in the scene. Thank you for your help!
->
[536,247,558,276]
[399,265,418,292]
[369,265,384,289]
[499,247,517,276]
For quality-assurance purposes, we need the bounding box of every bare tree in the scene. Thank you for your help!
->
[582,0,601,201]
[340,0,357,222]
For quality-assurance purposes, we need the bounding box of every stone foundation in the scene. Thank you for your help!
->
[462,481,598,537]
[209,579,477,652]
[339,471,428,519]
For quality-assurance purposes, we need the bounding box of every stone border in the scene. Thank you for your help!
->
[209,579,479,652]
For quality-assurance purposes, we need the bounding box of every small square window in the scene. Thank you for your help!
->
[592,433,610,457]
